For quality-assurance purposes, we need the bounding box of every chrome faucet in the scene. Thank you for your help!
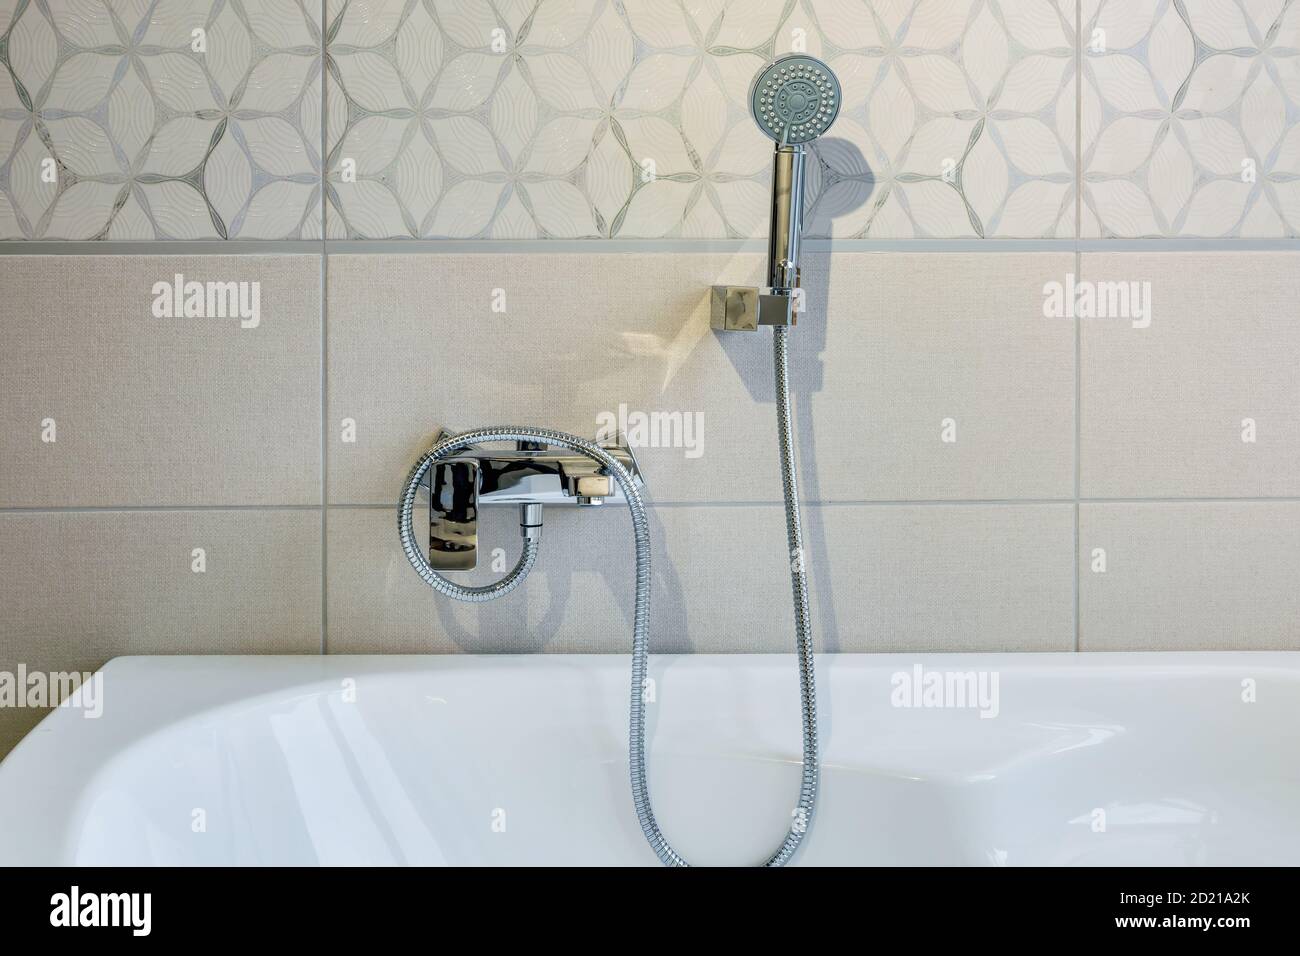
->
[712,54,841,332]
[423,429,644,571]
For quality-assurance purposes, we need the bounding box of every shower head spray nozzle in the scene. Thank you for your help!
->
[750,54,841,145]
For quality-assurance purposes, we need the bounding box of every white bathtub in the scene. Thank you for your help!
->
[0,652,1295,866]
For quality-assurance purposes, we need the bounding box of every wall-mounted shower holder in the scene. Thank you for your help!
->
[421,428,644,572]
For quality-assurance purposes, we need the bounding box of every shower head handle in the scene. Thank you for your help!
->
[768,144,806,291]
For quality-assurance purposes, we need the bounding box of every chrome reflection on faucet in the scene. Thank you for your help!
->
[424,428,643,572]
[712,54,841,332]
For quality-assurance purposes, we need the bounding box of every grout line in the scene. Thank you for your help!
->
[6,496,1300,517]
[326,499,1081,508]
[1074,247,1082,653]
[0,241,324,255]
[3,237,1300,255]
[1075,238,1300,251]
[320,0,328,658]
[660,498,1079,508]
[1073,499,1081,652]
[301,238,1087,254]
[1078,496,1300,504]
[1074,0,1084,653]
[0,505,323,513]
[320,236,328,656]
[1075,0,1083,245]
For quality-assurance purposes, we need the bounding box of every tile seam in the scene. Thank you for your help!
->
[4,239,1300,255]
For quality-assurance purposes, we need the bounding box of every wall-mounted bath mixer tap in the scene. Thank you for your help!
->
[424,428,643,572]
[399,53,841,866]
[712,54,841,332]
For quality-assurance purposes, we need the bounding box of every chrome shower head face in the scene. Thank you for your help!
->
[750,54,841,145]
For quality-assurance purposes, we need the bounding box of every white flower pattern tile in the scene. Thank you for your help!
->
[0,0,322,239]
[1081,0,1300,237]
[323,0,1079,239]
[7,1,1300,241]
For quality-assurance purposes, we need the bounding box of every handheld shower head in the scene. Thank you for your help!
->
[749,55,841,298]
[750,54,841,144]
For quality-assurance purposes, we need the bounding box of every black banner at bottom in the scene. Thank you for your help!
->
[0,865,1283,943]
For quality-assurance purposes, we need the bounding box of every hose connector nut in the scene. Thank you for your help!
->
[519,502,543,541]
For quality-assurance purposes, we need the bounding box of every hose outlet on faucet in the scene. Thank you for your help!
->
[519,502,543,542]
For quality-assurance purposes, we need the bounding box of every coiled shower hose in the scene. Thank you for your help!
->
[398,326,818,866]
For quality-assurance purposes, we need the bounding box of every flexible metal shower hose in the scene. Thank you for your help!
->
[397,326,818,866]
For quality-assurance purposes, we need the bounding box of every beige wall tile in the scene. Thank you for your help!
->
[817,503,1076,652]
[0,510,321,756]
[1080,252,1300,497]
[800,252,1076,500]
[0,256,321,506]
[327,501,1072,655]
[1080,502,1300,651]
[326,252,774,505]
[326,503,791,654]
[326,251,1075,504]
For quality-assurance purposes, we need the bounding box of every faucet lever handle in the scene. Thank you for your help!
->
[429,458,479,571]
[558,459,613,501]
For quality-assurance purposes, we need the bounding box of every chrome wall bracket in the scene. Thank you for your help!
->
[710,284,799,331]
[422,429,645,572]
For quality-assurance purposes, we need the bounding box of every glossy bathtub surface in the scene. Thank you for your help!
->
[0,653,1296,866]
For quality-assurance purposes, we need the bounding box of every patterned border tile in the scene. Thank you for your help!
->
[6,1,1299,241]
[0,0,323,239]
[1081,0,1300,237]
[322,0,1078,239]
